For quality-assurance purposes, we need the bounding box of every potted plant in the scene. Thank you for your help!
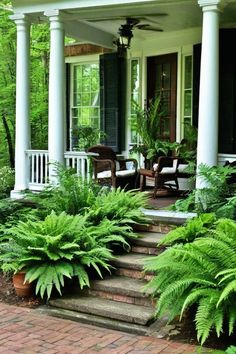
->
[130,97,179,168]
[0,212,116,299]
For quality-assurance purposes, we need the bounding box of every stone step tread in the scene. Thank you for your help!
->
[132,232,166,247]
[49,295,155,325]
[37,306,152,335]
[112,253,154,271]
[89,276,152,297]
[142,209,196,225]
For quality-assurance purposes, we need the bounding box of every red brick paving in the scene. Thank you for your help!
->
[0,303,209,353]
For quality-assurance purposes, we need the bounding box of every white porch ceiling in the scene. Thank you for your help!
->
[12,0,236,48]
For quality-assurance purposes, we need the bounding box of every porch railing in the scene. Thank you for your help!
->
[26,150,94,191]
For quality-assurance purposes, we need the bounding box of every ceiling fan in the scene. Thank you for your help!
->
[87,15,165,33]
[112,17,163,51]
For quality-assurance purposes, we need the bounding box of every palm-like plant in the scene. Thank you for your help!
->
[144,218,236,344]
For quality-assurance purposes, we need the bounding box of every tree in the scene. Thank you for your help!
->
[0,2,50,167]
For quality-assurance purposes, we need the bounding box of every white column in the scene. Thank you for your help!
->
[10,14,30,198]
[196,0,226,189]
[45,10,65,182]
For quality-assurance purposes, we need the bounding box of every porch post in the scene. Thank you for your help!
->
[45,10,65,183]
[10,14,30,198]
[196,0,226,188]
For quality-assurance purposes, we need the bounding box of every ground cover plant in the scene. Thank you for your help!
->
[144,217,236,345]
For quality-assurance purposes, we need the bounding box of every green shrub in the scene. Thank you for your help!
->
[144,218,236,344]
[0,212,120,299]
[0,166,14,199]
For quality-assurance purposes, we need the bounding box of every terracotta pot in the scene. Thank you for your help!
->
[12,272,33,297]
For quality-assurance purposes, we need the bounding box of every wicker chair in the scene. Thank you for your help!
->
[139,156,179,198]
[87,145,138,189]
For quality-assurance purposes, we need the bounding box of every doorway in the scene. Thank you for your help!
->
[147,53,177,142]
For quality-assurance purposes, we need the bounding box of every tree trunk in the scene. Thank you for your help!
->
[1,114,14,168]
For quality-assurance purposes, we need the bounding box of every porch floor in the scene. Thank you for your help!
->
[145,188,185,210]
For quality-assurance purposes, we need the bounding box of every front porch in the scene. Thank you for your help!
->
[10,0,236,197]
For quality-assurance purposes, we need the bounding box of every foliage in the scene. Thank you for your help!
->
[0,5,50,167]
[0,199,34,238]
[159,213,216,246]
[87,187,150,227]
[177,125,198,163]
[226,346,236,354]
[171,164,236,218]
[28,164,101,218]
[130,97,179,162]
[72,125,106,151]
[0,3,16,167]
[0,212,118,299]
[0,166,14,198]
[29,165,149,236]
[144,218,236,345]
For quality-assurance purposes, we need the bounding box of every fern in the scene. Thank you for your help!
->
[144,218,236,344]
[159,213,216,245]
[0,212,123,299]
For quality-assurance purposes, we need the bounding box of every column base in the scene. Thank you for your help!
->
[10,189,27,199]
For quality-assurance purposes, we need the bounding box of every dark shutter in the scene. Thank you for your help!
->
[219,29,236,153]
[192,43,201,128]
[192,31,236,153]
[99,52,127,153]
[66,63,71,151]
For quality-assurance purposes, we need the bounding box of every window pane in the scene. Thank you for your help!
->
[185,56,192,89]
[130,59,140,144]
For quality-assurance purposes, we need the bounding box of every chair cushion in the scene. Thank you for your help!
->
[97,169,136,179]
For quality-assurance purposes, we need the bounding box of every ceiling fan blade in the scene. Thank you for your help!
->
[86,13,167,22]
[136,24,163,32]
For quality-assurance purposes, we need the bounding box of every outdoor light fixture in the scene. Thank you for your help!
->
[114,21,134,52]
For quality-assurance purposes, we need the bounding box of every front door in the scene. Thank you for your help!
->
[147,53,177,142]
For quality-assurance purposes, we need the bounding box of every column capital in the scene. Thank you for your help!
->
[9,13,30,25]
[198,0,228,11]
[44,9,64,30]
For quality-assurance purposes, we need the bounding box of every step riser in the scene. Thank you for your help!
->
[131,245,163,255]
[115,268,154,281]
[134,223,174,234]
[86,289,155,308]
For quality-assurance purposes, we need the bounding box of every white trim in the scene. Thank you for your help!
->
[65,53,100,63]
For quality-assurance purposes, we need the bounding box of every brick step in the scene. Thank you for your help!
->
[112,253,154,280]
[82,276,154,307]
[115,267,153,281]
[112,253,154,271]
[49,295,155,326]
[131,231,166,255]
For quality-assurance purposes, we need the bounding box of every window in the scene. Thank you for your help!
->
[71,62,100,149]
[129,58,141,145]
[182,55,193,137]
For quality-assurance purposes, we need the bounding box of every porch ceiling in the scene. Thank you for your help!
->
[12,0,236,46]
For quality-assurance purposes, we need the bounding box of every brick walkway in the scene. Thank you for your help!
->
[0,303,208,354]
